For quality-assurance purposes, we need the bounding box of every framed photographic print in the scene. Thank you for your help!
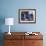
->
[18,9,36,24]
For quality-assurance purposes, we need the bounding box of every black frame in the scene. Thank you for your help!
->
[18,9,36,24]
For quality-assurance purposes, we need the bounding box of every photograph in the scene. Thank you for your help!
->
[19,9,36,23]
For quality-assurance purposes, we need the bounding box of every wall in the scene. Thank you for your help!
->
[0,0,46,32]
[0,0,46,46]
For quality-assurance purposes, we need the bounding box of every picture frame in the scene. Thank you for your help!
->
[18,9,36,24]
